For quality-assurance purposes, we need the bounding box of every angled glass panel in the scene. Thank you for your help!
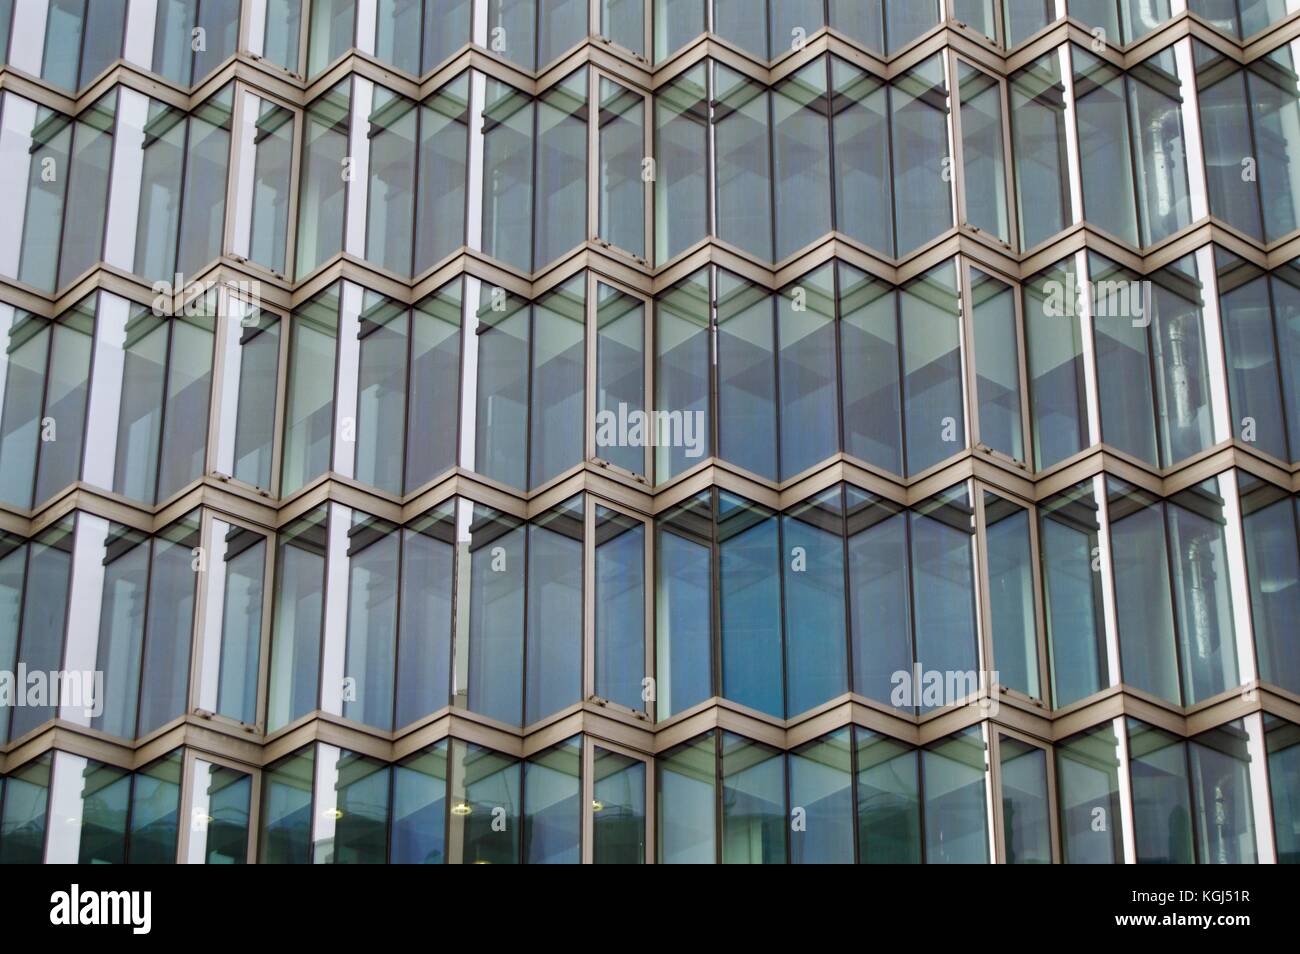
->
[9,517,74,740]
[0,753,52,864]
[250,102,294,276]
[655,494,713,720]
[658,732,715,863]
[1010,52,1072,250]
[396,505,455,728]
[595,284,646,476]
[392,741,448,864]
[773,60,831,260]
[1040,481,1108,706]
[789,729,853,864]
[855,728,921,863]
[653,268,710,481]
[535,69,587,269]
[267,508,328,732]
[1127,719,1194,864]
[295,82,351,278]
[891,55,952,256]
[482,80,535,272]
[406,282,463,491]
[777,264,837,478]
[716,272,777,480]
[231,308,281,491]
[281,286,340,496]
[1056,722,1125,864]
[1238,474,1300,695]
[530,277,585,489]
[846,489,912,709]
[525,496,584,725]
[839,265,902,473]
[1000,736,1051,863]
[721,732,786,864]
[595,507,646,712]
[216,527,266,726]
[319,751,390,863]
[355,295,408,495]
[343,515,400,730]
[718,494,782,718]
[415,76,470,274]
[127,751,182,863]
[523,735,581,864]
[259,746,315,863]
[715,66,773,262]
[1189,720,1257,863]
[654,65,708,264]
[366,88,418,276]
[782,488,847,715]
[831,60,892,257]
[463,505,526,726]
[599,78,646,259]
[1024,260,1088,469]
[922,728,989,863]
[593,748,646,864]
[958,61,1010,243]
[985,493,1039,699]
[447,739,521,864]
[900,261,964,475]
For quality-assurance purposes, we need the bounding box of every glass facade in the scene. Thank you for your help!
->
[0,0,1297,865]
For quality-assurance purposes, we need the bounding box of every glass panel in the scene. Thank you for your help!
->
[473,288,529,490]
[157,313,215,503]
[33,308,93,507]
[481,80,535,272]
[0,754,52,864]
[593,748,646,863]
[599,78,646,258]
[307,0,355,78]
[354,296,408,495]
[78,760,131,864]
[447,740,521,864]
[658,732,715,863]
[1248,47,1300,243]
[1216,257,1287,461]
[1024,261,1088,469]
[1128,52,1191,246]
[846,489,912,709]
[392,741,448,863]
[714,0,766,59]
[19,110,72,293]
[776,265,837,480]
[281,287,339,496]
[113,312,168,503]
[718,493,782,718]
[972,269,1024,460]
[1266,716,1300,864]
[231,309,281,490]
[396,504,455,728]
[596,284,645,475]
[782,489,847,715]
[201,764,251,864]
[320,751,390,863]
[523,736,581,864]
[1000,736,1051,863]
[772,61,831,261]
[922,728,989,863]
[138,514,200,736]
[216,528,266,725]
[1056,722,1125,864]
[654,269,710,481]
[405,284,462,490]
[9,518,74,740]
[1128,719,1194,863]
[1040,481,1108,706]
[264,0,304,73]
[595,507,645,712]
[1189,721,1257,863]
[58,96,116,290]
[789,729,853,864]
[1198,63,1264,240]
[654,0,704,61]
[831,61,892,257]
[715,66,772,261]
[892,55,952,255]
[267,509,327,732]
[365,89,418,276]
[1074,49,1139,246]
[134,103,186,282]
[1239,475,1300,695]
[525,497,583,725]
[716,272,777,480]
[985,493,1039,699]
[415,76,470,275]
[603,0,645,56]
[485,0,537,70]
[721,732,785,864]
[93,527,150,739]
[0,315,50,508]
[343,516,399,730]
[423,0,473,71]
[655,494,713,720]
[958,61,1010,243]
[376,0,422,74]
[855,728,921,863]
[1010,52,1070,250]
[655,65,709,264]
[176,87,233,278]
[839,265,902,472]
[910,485,979,708]
[900,262,964,475]
[258,747,315,863]
[0,537,24,743]
[295,82,350,278]
[464,506,526,726]
[127,751,181,863]
[530,278,585,489]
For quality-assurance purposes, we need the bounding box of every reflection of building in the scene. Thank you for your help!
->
[0,0,1298,864]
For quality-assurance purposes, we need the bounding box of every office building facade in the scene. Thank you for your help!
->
[0,0,1298,863]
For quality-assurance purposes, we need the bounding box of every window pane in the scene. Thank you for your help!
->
[847,489,912,708]
[789,729,853,864]
[10,519,74,740]
[1040,481,1108,706]
[138,515,200,736]
[267,510,327,732]
[1189,721,1257,863]
[127,751,181,864]
[321,751,390,863]
[77,761,130,864]
[1000,736,1051,863]
[58,97,116,290]
[34,316,93,509]
[307,0,355,78]
[281,287,339,496]
[717,272,777,480]
[249,102,293,278]
[94,527,150,739]
[216,529,266,725]
[900,262,964,475]
[135,103,186,282]
[891,56,952,255]
[719,494,782,718]
[177,88,233,278]
[831,61,892,256]
[406,282,462,489]
[486,0,538,69]
[1239,474,1300,695]
[595,507,646,712]
[464,506,526,725]
[839,265,902,472]
[540,0,587,68]
[525,498,583,725]
[603,0,644,56]
[782,489,847,715]
[0,316,50,508]
[423,0,473,70]
[1128,719,1194,864]
[530,278,585,488]
[448,740,521,864]
[1056,722,1125,863]
[376,0,422,74]
[1024,261,1088,468]
[715,66,773,261]
[0,754,52,864]
[910,485,979,708]
[958,61,1010,243]
[258,747,315,864]
[593,749,646,863]
[415,77,469,274]
[201,764,251,864]
[773,61,830,261]
[655,66,709,264]
[985,493,1039,699]
[656,495,713,720]
[392,742,448,864]
[481,81,535,271]
[114,313,168,503]
[523,735,582,864]
[1217,259,1287,460]
[354,296,408,495]
[721,732,786,864]
[396,508,455,728]
[596,284,646,475]
[535,70,588,269]
[599,78,646,258]
[922,729,989,863]
[295,83,350,278]
[1266,716,1300,864]
[654,269,710,481]
[972,269,1024,460]
[19,110,72,293]
[778,266,837,478]
[232,310,281,490]
[473,289,529,489]
[654,0,704,61]
[1011,53,1070,249]
[264,0,304,73]
[343,516,400,730]
[366,89,418,276]
[156,313,215,502]
[856,728,921,863]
